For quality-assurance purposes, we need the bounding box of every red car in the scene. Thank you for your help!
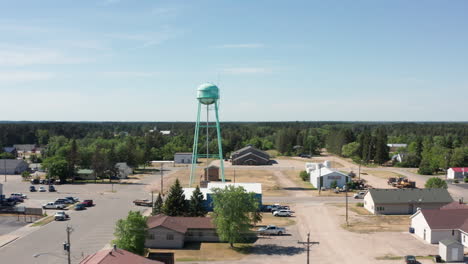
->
[81,200,94,207]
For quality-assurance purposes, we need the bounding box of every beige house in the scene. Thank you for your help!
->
[145,214,218,249]
[410,202,468,248]
[363,188,453,215]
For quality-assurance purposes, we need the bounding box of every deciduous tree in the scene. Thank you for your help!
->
[113,211,147,255]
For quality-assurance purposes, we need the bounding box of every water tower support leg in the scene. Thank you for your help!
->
[214,101,225,182]
[190,102,202,187]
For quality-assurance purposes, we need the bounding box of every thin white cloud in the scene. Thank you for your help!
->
[0,48,93,66]
[0,71,55,83]
[216,44,264,48]
[107,29,177,49]
[101,71,160,77]
[222,67,272,74]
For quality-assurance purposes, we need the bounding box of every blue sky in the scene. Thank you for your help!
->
[0,0,467,121]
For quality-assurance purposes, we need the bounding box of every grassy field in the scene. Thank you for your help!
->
[343,214,410,233]
[282,170,316,190]
[148,242,252,262]
[31,215,54,227]
[161,168,286,196]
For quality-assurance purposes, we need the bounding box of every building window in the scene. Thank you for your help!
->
[198,232,203,237]
[167,234,174,240]
[452,230,455,236]
[148,234,154,240]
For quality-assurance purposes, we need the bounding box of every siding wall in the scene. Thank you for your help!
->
[411,212,430,243]
[363,194,375,214]
[174,154,192,164]
[145,227,185,249]
[185,228,219,242]
[461,232,468,248]
[367,202,449,215]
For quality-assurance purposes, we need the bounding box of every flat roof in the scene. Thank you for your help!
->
[183,182,263,200]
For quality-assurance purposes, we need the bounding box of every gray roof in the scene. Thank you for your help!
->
[232,145,269,158]
[368,188,453,204]
[115,162,130,168]
[0,159,28,170]
[439,239,462,247]
[13,144,36,152]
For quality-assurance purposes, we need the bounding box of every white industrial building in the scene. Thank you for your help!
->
[447,167,468,180]
[305,161,350,189]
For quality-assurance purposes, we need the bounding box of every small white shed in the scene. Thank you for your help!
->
[439,239,464,262]
[174,153,193,164]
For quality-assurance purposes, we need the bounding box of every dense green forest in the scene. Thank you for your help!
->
[1,122,467,181]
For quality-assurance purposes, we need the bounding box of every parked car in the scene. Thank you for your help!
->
[273,210,292,217]
[11,193,27,199]
[54,211,69,221]
[9,196,24,203]
[133,199,152,207]
[257,225,286,235]
[64,197,79,203]
[3,198,17,206]
[42,202,66,209]
[39,186,46,192]
[39,179,45,184]
[404,255,417,264]
[30,186,37,192]
[74,203,86,211]
[353,191,366,199]
[30,178,40,184]
[54,199,69,205]
[81,200,94,207]
[48,185,56,192]
[267,204,281,212]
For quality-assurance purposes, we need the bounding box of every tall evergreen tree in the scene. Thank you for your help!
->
[162,179,187,216]
[67,139,79,182]
[374,127,389,164]
[152,193,163,216]
[189,186,207,217]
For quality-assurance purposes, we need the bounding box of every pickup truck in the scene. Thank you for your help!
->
[257,225,286,235]
[133,199,152,207]
[353,191,366,199]
[43,202,66,209]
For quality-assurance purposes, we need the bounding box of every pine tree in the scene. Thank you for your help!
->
[374,127,389,164]
[152,193,163,216]
[189,186,207,217]
[162,179,187,216]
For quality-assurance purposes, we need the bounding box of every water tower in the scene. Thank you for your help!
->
[190,83,225,186]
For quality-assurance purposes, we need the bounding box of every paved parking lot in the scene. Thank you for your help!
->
[0,169,177,264]
[0,216,31,236]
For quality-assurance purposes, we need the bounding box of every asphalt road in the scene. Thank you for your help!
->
[0,170,169,264]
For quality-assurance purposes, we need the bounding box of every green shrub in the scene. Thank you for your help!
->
[464,177,468,183]
[454,179,459,184]
[330,180,338,189]
[356,202,364,207]
[299,171,309,182]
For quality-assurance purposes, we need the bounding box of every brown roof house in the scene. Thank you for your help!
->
[145,214,219,249]
[231,145,270,165]
[410,201,468,247]
[363,188,453,215]
[80,246,163,264]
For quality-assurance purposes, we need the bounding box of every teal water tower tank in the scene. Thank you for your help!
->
[197,83,219,105]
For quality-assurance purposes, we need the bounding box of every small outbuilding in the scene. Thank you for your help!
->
[439,239,464,262]
[231,145,270,165]
[306,161,350,189]
[77,169,94,180]
[174,153,193,164]
[447,167,468,180]
[204,165,219,181]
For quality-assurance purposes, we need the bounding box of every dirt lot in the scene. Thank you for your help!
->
[363,170,405,180]
[158,167,286,196]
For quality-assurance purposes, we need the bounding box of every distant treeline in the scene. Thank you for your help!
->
[1,122,467,178]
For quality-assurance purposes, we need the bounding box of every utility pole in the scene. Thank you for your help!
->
[64,226,73,264]
[345,185,349,226]
[358,160,362,180]
[298,233,319,264]
[160,163,164,195]
[151,190,154,205]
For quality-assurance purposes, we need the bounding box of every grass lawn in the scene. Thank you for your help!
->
[343,214,410,233]
[255,212,295,227]
[31,215,54,227]
[148,242,252,262]
[282,170,317,190]
[363,170,405,180]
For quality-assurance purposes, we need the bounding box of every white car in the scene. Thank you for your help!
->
[257,225,286,235]
[353,191,366,199]
[273,210,292,217]
[39,187,46,192]
[54,211,69,221]
[11,193,27,199]
[42,202,66,209]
